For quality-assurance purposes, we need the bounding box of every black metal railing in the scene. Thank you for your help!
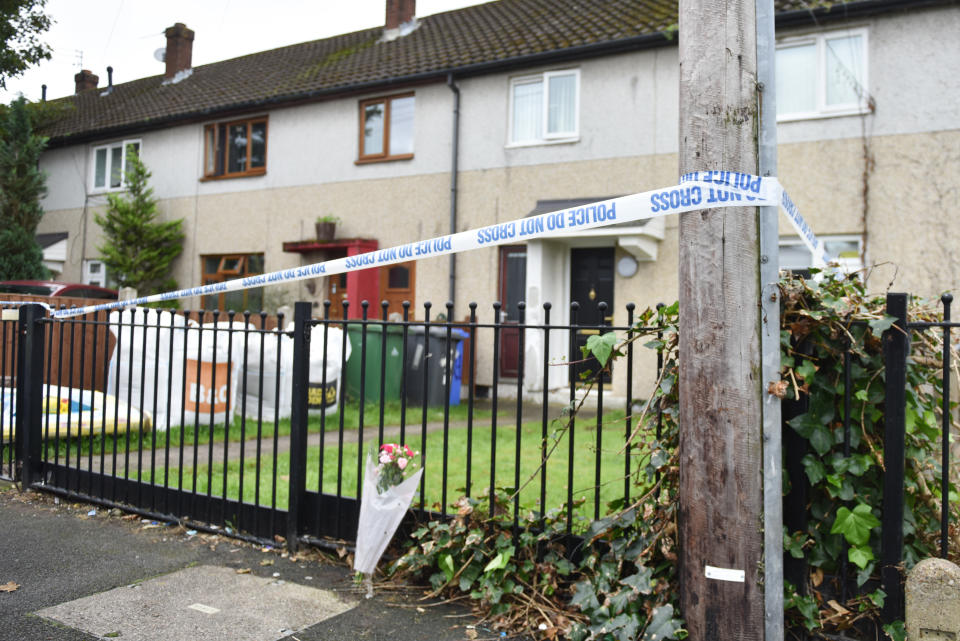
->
[6,291,953,623]
[880,292,958,622]
[5,299,662,554]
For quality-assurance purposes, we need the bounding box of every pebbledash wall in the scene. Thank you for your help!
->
[36,3,960,396]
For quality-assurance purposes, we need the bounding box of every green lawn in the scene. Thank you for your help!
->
[145,410,655,528]
[42,399,496,461]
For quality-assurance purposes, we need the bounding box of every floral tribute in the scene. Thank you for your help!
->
[376,443,419,494]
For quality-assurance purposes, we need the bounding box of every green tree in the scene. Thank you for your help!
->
[0,95,48,234]
[94,148,184,296]
[0,0,52,90]
[0,224,48,279]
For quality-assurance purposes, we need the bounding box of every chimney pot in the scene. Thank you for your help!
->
[74,69,99,93]
[164,22,195,79]
[107,66,114,88]
[385,0,416,31]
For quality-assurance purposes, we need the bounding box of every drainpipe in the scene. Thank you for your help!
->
[447,73,460,307]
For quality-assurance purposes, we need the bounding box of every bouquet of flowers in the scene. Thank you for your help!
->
[376,443,418,493]
[354,443,423,595]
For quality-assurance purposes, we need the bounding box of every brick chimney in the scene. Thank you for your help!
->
[74,69,99,93]
[164,22,195,79]
[385,0,415,30]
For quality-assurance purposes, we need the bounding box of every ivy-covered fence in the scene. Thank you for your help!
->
[392,273,959,641]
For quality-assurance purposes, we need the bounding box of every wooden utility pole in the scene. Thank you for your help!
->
[677,0,765,639]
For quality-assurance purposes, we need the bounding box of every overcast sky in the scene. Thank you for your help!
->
[1,0,489,104]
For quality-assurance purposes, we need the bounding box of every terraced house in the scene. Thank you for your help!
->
[35,0,960,396]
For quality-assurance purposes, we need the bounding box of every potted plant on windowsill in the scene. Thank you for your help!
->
[315,215,339,242]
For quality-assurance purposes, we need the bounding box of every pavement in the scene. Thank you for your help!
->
[0,481,491,641]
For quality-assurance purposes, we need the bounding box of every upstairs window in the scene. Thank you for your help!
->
[509,69,579,145]
[203,117,267,179]
[776,29,869,120]
[358,94,415,162]
[92,140,140,191]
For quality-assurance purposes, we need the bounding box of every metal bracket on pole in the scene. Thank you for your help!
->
[757,0,784,638]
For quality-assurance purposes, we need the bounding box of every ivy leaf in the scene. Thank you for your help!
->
[810,425,833,455]
[607,613,641,640]
[620,567,654,595]
[459,563,480,592]
[483,546,514,573]
[642,604,683,641]
[869,315,896,334]
[570,581,601,610]
[439,554,455,582]
[802,454,826,485]
[883,620,906,641]
[848,544,875,569]
[584,332,618,366]
[831,503,881,547]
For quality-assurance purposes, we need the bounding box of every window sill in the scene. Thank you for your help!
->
[199,169,267,182]
[777,107,870,123]
[505,137,579,149]
[90,186,127,195]
[355,154,414,165]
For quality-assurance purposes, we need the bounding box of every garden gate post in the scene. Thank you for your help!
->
[14,304,46,487]
[287,301,312,553]
[881,292,909,623]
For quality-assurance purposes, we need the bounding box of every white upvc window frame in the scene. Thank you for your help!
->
[779,234,863,275]
[776,27,870,122]
[90,139,141,192]
[507,68,580,147]
[82,259,110,288]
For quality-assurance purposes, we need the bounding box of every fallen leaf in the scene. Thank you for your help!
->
[236,568,251,574]
[0,582,20,592]
[767,379,789,399]
[336,546,348,559]
[260,559,274,567]
[465,629,478,639]
[828,599,850,615]
[811,568,824,587]
[273,535,286,544]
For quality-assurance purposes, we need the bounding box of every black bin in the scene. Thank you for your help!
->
[404,326,468,406]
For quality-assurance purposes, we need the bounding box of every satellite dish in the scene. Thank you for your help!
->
[153,48,166,63]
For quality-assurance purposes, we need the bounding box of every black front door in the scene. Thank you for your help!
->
[498,246,527,378]
[570,247,615,385]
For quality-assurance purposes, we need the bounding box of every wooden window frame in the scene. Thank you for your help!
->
[202,116,268,180]
[356,93,415,164]
[201,253,264,310]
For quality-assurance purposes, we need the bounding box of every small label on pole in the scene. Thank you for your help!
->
[705,565,745,583]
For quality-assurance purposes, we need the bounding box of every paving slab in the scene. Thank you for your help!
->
[37,565,355,641]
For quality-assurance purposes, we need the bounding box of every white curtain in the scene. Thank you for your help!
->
[547,73,576,135]
[389,96,415,155]
[512,80,542,142]
[776,42,817,115]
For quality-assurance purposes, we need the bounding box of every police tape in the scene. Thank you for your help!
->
[51,172,827,319]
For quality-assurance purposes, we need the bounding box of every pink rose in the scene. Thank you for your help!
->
[397,457,408,470]
[379,453,392,464]
[382,444,395,454]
